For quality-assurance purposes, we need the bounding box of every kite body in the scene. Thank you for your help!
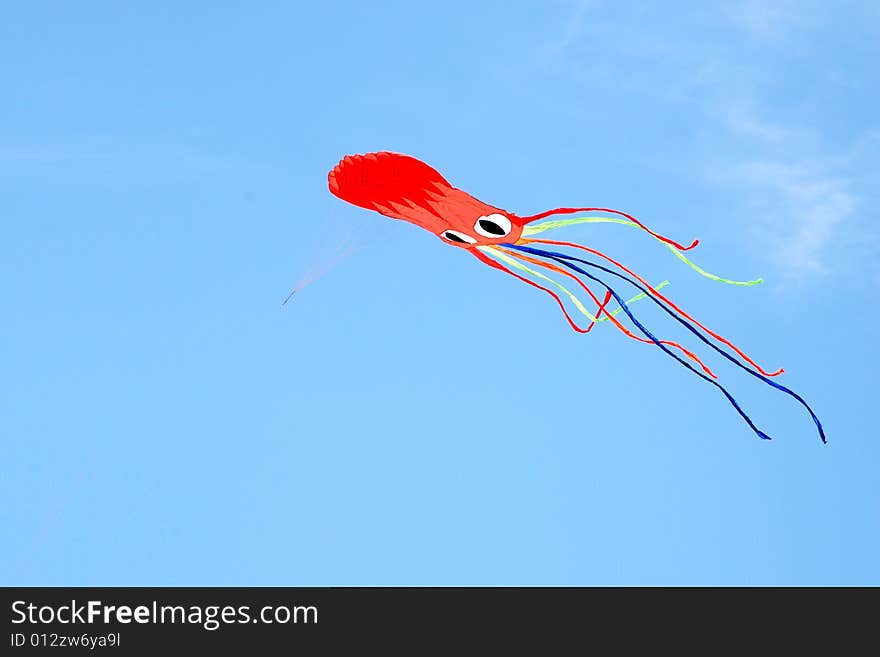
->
[329,152,526,246]
[328,151,825,443]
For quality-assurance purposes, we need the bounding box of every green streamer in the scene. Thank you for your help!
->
[521,216,763,287]
[484,247,599,321]
[522,216,635,235]
[480,247,666,323]
[595,280,670,323]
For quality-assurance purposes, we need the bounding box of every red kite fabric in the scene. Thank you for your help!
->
[328,151,825,443]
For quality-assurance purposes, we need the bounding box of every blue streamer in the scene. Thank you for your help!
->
[504,242,826,443]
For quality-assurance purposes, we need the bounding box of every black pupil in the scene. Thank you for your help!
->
[444,231,468,243]
[478,219,506,236]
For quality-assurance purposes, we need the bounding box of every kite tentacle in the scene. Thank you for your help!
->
[471,248,595,333]
[507,242,826,444]
[520,216,763,287]
[597,280,671,323]
[491,246,718,379]
[500,245,772,440]
[476,246,618,331]
[522,237,784,378]
[519,206,699,252]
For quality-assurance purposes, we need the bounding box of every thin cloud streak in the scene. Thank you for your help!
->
[729,160,856,275]
[541,3,875,280]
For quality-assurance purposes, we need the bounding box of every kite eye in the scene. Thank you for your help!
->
[474,213,512,238]
[442,230,477,245]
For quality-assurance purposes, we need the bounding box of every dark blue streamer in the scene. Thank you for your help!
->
[504,242,826,443]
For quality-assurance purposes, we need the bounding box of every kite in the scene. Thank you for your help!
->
[328,151,825,443]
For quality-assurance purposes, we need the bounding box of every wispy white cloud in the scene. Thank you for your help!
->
[726,0,819,41]
[699,97,866,279]
[718,102,792,144]
[545,0,594,54]
[726,160,856,276]
[521,2,877,281]
[698,7,875,281]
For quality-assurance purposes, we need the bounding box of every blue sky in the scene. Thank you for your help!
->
[2,1,878,585]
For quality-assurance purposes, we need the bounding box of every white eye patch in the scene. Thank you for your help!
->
[474,213,512,238]
[442,230,477,244]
